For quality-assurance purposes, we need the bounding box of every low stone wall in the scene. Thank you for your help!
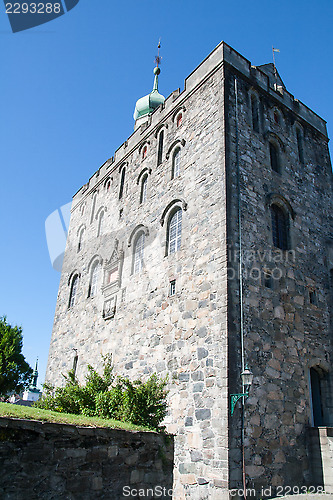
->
[0,417,174,499]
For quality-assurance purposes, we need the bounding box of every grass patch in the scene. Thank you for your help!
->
[0,403,151,433]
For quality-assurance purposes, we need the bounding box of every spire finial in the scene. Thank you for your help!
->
[152,39,162,91]
[133,40,165,123]
[155,38,162,69]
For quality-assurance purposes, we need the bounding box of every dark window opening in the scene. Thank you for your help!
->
[157,130,164,166]
[140,175,148,204]
[271,204,289,250]
[73,355,78,376]
[251,96,259,133]
[119,168,126,200]
[177,113,183,127]
[78,229,84,253]
[309,290,317,305]
[269,142,280,173]
[142,145,147,160]
[297,129,304,164]
[170,280,176,296]
[264,272,273,289]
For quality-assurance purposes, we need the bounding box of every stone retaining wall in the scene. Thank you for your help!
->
[0,417,174,500]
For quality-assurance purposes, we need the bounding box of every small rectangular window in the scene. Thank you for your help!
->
[297,129,304,164]
[309,290,317,306]
[157,130,164,166]
[170,280,176,296]
[269,142,280,173]
[251,96,259,133]
[73,354,78,376]
[264,272,273,289]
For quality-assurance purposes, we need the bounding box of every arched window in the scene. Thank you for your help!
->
[105,178,112,191]
[78,228,85,252]
[167,208,182,255]
[142,145,147,160]
[119,167,126,200]
[172,148,181,179]
[296,129,304,164]
[251,95,259,133]
[157,130,164,166]
[177,113,183,127]
[90,192,97,223]
[269,142,280,173]
[97,211,104,237]
[140,175,148,204]
[271,204,289,250]
[69,275,79,308]
[89,262,101,297]
[133,233,145,274]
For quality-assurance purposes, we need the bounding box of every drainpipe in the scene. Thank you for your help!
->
[234,76,247,500]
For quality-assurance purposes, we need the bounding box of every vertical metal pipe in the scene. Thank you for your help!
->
[234,76,247,500]
[234,77,245,377]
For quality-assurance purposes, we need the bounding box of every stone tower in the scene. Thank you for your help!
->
[45,42,333,499]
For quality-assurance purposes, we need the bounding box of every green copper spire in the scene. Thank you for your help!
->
[32,358,38,388]
[152,66,160,91]
[133,43,165,122]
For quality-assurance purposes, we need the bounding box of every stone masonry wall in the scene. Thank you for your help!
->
[225,62,333,495]
[0,417,174,500]
[45,42,333,499]
[46,49,229,499]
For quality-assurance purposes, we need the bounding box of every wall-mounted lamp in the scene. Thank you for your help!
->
[230,366,253,415]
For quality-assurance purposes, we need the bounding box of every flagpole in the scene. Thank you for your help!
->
[272,45,276,73]
[272,47,280,89]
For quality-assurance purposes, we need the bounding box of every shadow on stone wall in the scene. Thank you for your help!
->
[308,427,333,494]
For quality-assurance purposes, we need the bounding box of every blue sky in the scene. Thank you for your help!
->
[0,0,332,388]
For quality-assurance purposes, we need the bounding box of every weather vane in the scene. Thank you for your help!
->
[155,38,162,68]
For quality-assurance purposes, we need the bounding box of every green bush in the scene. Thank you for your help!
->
[95,381,124,421]
[121,375,168,431]
[36,356,168,431]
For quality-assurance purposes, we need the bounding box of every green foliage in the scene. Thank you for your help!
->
[121,375,168,431]
[36,355,168,431]
[0,316,33,397]
[95,380,124,421]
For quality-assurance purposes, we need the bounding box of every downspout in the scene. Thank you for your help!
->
[234,76,247,499]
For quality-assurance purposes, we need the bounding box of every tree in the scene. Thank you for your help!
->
[0,316,33,397]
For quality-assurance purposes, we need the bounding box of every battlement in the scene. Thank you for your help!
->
[73,41,328,207]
